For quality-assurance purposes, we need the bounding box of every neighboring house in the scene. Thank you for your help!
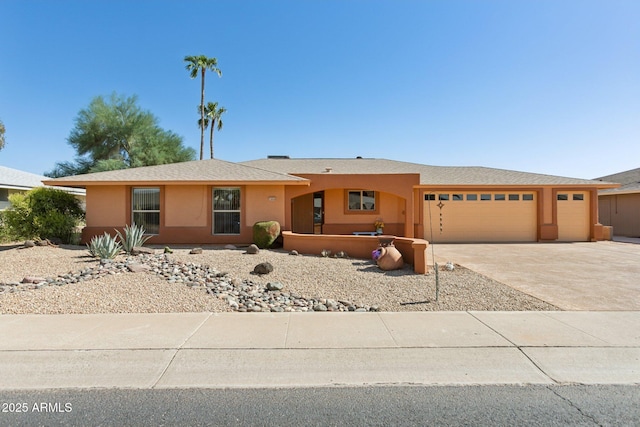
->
[595,167,640,238]
[43,157,617,245]
[0,165,86,211]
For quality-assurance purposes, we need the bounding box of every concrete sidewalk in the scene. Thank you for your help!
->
[1,311,638,389]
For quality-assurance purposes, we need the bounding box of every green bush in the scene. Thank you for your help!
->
[115,223,152,254]
[2,187,85,244]
[87,232,122,259]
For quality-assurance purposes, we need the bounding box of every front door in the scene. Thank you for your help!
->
[292,192,324,234]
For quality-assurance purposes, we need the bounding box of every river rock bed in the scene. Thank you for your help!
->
[0,253,379,312]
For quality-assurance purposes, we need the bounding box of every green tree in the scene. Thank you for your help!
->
[0,119,6,151]
[47,93,195,177]
[184,55,222,160]
[1,187,84,244]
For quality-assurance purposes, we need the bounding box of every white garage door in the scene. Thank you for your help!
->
[424,192,537,243]
[557,191,590,241]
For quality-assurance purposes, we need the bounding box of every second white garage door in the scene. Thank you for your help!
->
[424,192,537,243]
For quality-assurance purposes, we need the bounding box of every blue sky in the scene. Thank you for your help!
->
[1,0,638,179]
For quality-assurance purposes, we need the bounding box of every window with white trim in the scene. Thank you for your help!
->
[132,188,160,234]
[213,188,241,234]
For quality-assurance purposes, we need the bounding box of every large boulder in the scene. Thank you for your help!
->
[252,221,281,249]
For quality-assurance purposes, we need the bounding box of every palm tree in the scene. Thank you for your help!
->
[184,55,222,160]
[204,102,226,159]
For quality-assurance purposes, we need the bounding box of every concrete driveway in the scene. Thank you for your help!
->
[432,240,640,311]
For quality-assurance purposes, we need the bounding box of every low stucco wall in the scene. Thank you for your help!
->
[282,231,429,274]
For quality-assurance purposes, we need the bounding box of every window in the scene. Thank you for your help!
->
[481,194,491,201]
[213,188,241,234]
[348,190,376,211]
[508,194,520,201]
[466,194,478,201]
[0,188,8,202]
[438,194,449,201]
[425,194,436,201]
[557,194,568,201]
[494,194,506,201]
[452,194,463,201]
[573,194,584,201]
[132,188,160,234]
[523,194,534,201]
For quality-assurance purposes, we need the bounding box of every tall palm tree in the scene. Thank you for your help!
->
[204,101,226,159]
[184,55,222,160]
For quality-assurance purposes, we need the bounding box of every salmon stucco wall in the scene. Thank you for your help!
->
[245,186,286,227]
[165,185,208,227]
[86,186,127,227]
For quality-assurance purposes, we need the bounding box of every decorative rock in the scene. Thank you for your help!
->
[127,263,151,273]
[445,261,455,271]
[23,240,35,248]
[0,252,380,313]
[320,249,331,257]
[131,246,155,255]
[289,250,299,256]
[266,281,284,291]
[334,251,348,258]
[253,262,273,275]
[245,244,260,254]
[189,248,203,254]
[35,239,50,247]
[21,276,46,284]
[224,244,237,250]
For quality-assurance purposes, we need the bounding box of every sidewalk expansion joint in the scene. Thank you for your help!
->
[467,312,559,384]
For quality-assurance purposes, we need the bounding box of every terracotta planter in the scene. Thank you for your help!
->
[376,244,404,271]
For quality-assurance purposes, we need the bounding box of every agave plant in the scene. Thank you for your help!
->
[115,223,152,254]
[87,233,122,259]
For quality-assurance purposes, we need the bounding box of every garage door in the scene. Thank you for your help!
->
[557,191,590,241]
[424,192,537,243]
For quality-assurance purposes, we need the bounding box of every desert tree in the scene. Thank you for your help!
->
[47,93,195,177]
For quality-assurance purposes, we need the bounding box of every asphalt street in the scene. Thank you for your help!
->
[1,385,639,426]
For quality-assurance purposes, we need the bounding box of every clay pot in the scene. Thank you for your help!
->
[376,245,404,271]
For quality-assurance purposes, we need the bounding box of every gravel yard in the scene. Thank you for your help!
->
[0,243,559,314]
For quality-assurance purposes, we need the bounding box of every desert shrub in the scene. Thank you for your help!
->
[115,223,152,254]
[87,232,122,259]
[0,211,14,243]
[2,188,84,244]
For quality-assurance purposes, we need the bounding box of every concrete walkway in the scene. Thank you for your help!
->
[431,240,640,310]
[1,311,639,389]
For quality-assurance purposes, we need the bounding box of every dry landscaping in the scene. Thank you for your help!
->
[0,243,559,314]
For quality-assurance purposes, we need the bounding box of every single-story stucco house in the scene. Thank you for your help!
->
[0,165,86,211]
[43,156,617,248]
[596,167,640,238]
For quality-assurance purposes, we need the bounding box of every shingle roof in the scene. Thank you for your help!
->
[0,166,85,195]
[43,159,309,186]
[595,167,640,194]
[241,158,614,187]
